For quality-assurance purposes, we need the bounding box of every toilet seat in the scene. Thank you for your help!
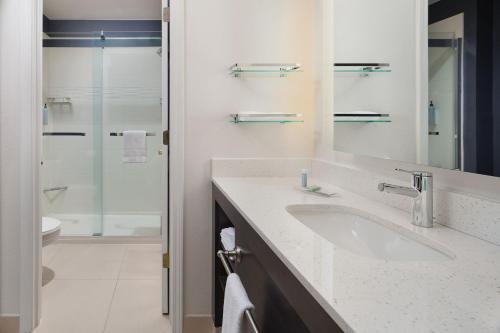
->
[42,217,61,246]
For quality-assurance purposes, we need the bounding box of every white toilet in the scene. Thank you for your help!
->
[42,217,61,246]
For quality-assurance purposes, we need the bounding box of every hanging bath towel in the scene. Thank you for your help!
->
[222,273,254,333]
[123,130,147,163]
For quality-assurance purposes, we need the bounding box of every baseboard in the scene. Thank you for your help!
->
[56,236,161,244]
[183,315,216,333]
[0,315,19,333]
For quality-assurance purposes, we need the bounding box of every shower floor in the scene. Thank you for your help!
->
[49,214,161,236]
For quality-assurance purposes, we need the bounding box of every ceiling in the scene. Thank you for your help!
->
[44,0,162,20]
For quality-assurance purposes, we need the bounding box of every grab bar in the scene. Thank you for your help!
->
[43,186,68,193]
[217,248,260,333]
[110,132,156,136]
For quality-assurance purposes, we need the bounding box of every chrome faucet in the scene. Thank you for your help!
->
[378,169,433,228]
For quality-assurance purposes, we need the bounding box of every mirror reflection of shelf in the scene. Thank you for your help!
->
[230,112,303,124]
[334,112,391,123]
[46,97,72,104]
[334,63,391,76]
[109,132,156,137]
[230,63,302,77]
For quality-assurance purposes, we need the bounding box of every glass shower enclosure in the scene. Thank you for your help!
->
[428,32,463,171]
[41,32,162,236]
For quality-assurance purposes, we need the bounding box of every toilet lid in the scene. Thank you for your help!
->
[42,217,61,235]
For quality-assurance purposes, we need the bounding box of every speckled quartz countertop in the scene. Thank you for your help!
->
[212,177,500,333]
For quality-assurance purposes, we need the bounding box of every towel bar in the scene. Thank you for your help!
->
[43,132,86,136]
[217,248,260,333]
[110,132,156,136]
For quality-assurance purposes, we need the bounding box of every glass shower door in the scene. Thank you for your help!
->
[101,46,163,236]
[42,33,162,237]
[428,33,462,170]
[41,35,104,235]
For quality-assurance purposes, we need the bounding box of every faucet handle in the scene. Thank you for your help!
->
[396,168,433,192]
[395,168,432,177]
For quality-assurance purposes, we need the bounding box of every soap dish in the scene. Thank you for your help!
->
[295,186,336,198]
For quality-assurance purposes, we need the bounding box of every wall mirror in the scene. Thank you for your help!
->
[332,0,500,177]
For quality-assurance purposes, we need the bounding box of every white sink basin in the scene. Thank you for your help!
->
[286,204,453,262]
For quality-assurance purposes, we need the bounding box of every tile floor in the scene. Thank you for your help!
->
[35,243,171,333]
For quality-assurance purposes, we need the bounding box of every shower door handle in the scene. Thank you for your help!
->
[163,130,169,146]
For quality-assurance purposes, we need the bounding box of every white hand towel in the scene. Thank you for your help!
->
[222,273,255,333]
[123,130,147,163]
[220,227,236,251]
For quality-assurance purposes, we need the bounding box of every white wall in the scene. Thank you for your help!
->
[183,0,316,315]
[429,13,464,38]
[0,0,39,318]
[332,0,418,163]
[0,0,21,314]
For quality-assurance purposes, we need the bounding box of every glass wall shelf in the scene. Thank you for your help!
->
[334,112,391,123]
[334,63,391,74]
[335,119,392,123]
[230,112,303,124]
[230,63,302,77]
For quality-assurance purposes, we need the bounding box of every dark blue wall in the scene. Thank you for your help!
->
[43,39,161,47]
[43,16,161,37]
[493,2,500,177]
[42,16,161,47]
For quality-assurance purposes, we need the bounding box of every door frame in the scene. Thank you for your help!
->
[167,0,185,331]
[19,0,185,332]
[161,0,170,316]
[19,0,44,331]
[416,0,429,166]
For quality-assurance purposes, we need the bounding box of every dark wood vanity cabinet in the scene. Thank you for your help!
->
[212,184,344,333]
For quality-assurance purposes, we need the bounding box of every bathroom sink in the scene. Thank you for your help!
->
[286,204,453,261]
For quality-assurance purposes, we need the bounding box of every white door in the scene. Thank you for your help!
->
[161,0,170,314]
